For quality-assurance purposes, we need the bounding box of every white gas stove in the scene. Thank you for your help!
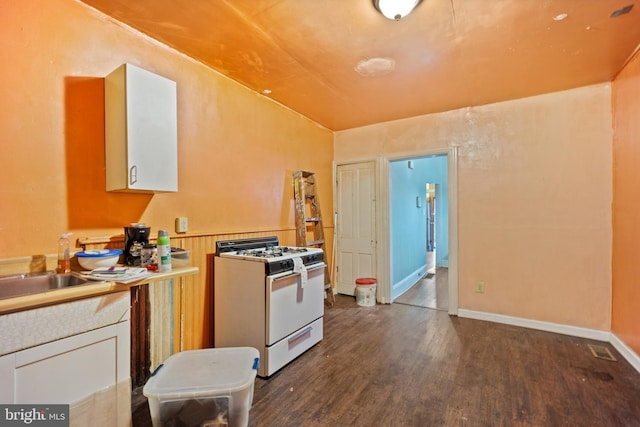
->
[214,236,325,377]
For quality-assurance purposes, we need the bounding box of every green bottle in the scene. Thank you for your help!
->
[157,230,172,273]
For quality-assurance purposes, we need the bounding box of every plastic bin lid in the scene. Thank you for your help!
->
[143,347,260,399]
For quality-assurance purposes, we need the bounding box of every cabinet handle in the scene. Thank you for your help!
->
[129,165,138,185]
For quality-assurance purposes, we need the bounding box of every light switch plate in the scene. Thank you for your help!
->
[175,217,188,233]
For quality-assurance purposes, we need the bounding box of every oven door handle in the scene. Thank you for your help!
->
[304,263,326,272]
[273,263,326,280]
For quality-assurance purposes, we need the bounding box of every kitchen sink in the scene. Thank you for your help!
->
[0,271,98,300]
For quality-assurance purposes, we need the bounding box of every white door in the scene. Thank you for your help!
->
[336,162,376,295]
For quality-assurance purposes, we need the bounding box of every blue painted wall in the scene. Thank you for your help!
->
[390,155,448,295]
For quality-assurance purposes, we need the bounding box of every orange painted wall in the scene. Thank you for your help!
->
[0,0,333,258]
[612,51,640,355]
[335,84,613,331]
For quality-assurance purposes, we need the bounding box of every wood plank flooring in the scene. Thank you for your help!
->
[133,295,640,426]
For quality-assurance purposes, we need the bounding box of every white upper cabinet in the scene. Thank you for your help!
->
[105,64,178,193]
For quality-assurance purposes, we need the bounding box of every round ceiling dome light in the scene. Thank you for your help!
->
[355,57,396,77]
[373,0,423,21]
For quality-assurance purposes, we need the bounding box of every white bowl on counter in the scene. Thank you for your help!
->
[76,249,123,270]
[171,248,192,268]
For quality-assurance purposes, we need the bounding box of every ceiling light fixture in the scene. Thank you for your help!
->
[373,0,423,21]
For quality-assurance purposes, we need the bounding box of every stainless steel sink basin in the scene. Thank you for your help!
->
[0,271,97,300]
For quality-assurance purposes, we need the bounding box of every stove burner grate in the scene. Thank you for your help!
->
[237,246,309,258]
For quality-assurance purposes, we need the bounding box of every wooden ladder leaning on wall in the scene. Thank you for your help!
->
[293,170,335,305]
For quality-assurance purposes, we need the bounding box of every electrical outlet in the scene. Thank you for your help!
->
[476,281,485,294]
[175,217,188,233]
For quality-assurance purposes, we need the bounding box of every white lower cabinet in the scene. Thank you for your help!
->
[0,292,131,426]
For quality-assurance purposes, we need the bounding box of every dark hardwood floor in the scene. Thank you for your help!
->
[133,295,640,427]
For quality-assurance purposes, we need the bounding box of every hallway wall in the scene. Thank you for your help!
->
[389,155,448,299]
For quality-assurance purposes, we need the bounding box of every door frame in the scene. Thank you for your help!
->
[379,146,458,315]
[334,147,458,313]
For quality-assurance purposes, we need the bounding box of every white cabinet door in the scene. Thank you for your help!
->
[0,322,131,426]
[14,326,118,404]
[0,292,131,426]
[105,63,178,193]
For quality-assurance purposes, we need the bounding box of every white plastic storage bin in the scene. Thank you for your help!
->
[355,278,377,307]
[143,347,260,427]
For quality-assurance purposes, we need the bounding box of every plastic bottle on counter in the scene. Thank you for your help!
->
[56,233,73,274]
[157,230,172,273]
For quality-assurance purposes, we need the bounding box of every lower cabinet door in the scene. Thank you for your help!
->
[0,321,131,426]
[14,328,118,403]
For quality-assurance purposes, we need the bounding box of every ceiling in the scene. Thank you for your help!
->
[81,0,640,131]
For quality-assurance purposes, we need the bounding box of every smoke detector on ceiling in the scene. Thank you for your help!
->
[355,57,396,77]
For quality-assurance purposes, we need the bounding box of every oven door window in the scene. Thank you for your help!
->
[266,264,325,345]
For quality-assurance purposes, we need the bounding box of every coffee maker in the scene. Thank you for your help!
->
[124,223,150,266]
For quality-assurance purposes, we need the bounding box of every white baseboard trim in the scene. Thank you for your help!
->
[458,309,611,341]
[458,309,640,374]
[391,264,427,300]
[610,333,640,373]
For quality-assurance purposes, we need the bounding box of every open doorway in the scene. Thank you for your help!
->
[390,155,449,311]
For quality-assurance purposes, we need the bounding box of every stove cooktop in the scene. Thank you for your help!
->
[215,237,324,275]
[236,246,312,258]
